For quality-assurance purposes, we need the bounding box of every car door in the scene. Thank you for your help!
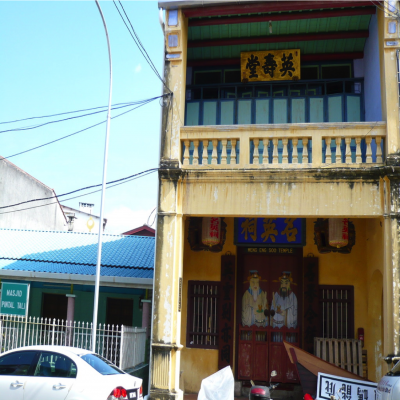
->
[23,351,77,400]
[0,350,39,400]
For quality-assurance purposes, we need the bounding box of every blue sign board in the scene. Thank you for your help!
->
[235,218,305,246]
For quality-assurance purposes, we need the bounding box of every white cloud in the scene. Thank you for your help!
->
[135,64,142,73]
[104,206,156,235]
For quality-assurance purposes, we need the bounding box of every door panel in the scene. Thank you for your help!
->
[237,251,301,383]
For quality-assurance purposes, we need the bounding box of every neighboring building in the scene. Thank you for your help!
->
[123,224,156,237]
[61,202,107,233]
[0,228,154,328]
[0,157,66,230]
[151,1,400,399]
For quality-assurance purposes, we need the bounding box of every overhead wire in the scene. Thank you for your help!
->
[0,100,150,134]
[0,101,138,125]
[0,168,159,211]
[1,95,167,161]
[0,169,157,216]
[112,0,172,93]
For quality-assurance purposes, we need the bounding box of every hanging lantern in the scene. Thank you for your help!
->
[329,218,349,248]
[202,217,221,247]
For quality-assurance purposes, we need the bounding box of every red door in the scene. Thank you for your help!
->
[237,251,301,383]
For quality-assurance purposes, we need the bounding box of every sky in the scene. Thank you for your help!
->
[0,0,165,234]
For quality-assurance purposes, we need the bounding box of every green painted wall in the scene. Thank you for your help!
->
[2,280,145,328]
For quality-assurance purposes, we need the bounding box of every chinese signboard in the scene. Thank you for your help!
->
[0,282,30,317]
[235,218,305,246]
[218,255,235,370]
[317,373,377,400]
[241,49,301,82]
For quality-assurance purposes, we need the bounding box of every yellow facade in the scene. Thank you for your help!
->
[150,2,400,399]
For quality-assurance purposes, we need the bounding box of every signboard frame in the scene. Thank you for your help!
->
[234,217,306,247]
[0,282,30,317]
[316,372,377,400]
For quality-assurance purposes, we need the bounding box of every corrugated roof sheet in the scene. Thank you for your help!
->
[0,229,154,279]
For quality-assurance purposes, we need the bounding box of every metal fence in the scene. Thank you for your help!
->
[0,316,146,370]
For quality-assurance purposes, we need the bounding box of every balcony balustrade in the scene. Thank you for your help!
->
[180,122,386,169]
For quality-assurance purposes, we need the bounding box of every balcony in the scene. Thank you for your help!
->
[180,121,386,169]
[185,79,364,126]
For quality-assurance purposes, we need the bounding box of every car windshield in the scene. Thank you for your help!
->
[80,354,124,375]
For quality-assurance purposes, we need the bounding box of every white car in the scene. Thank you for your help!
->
[0,345,143,400]
[377,360,400,400]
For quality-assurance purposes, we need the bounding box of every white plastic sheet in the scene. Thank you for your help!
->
[197,366,234,400]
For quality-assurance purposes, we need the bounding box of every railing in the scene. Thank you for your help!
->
[0,315,146,370]
[314,337,363,377]
[185,78,364,126]
[181,122,386,168]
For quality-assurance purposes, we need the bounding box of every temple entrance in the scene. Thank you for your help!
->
[236,248,302,383]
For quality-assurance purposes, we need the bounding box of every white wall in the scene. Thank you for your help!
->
[0,159,66,230]
[364,13,383,122]
[62,206,103,233]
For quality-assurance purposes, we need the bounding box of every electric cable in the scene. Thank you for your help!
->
[0,101,138,125]
[0,169,157,215]
[0,98,157,134]
[112,0,172,93]
[0,167,159,210]
[1,95,169,161]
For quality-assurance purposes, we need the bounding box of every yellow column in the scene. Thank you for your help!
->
[378,6,400,157]
[150,8,187,400]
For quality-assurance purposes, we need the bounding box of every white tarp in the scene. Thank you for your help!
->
[198,366,234,400]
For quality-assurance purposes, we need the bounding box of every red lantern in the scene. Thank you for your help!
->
[202,217,221,247]
[329,218,349,248]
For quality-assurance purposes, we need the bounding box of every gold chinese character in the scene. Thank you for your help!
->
[241,218,257,241]
[281,218,298,242]
[261,218,278,242]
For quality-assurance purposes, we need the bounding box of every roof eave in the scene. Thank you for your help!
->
[0,270,153,289]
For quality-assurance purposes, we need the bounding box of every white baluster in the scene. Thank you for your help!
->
[262,139,269,165]
[325,138,332,164]
[282,138,288,164]
[355,137,362,163]
[302,138,309,163]
[231,139,237,164]
[211,140,218,165]
[183,140,190,166]
[344,137,352,164]
[202,140,209,165]
[193,140,199,166]
[292,138,298,164]
[335,138,342,164]
[221,139,228,165]
[272,138,279,164]
[376,136,383,163]
[365,137,373,163]
[253,139,259,165]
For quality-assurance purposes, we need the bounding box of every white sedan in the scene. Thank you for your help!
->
[0,345,143,400]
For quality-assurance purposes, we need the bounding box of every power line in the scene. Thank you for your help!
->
[0,99,157,134]
[0,101,137,125]
[1,95,168,161]
[0,167,159,211]
[0,169,157,216]
[112,0,172,93]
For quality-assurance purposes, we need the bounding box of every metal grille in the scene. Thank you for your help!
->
[187,281,219,349]
[319,286,354,339]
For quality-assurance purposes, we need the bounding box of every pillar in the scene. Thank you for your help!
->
[150,7,188,398]
[66,294,75,346]
[142,300,151,339]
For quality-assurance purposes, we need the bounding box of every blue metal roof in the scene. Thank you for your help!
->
[0,229,154,279]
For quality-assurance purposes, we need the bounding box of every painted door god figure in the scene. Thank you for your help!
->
[242,270,269,327]
[271,272,298,329]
